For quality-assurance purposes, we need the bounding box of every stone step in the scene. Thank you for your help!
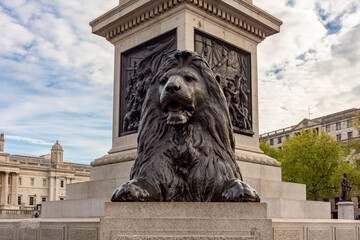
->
[42,196,331,220]
[244,178,306,201]
[66,178,127,200]
[41,197,109,218]
[263,197,331,219]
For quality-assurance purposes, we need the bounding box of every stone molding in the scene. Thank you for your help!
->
[236,152,281,167]
[91,150,280,167]
[91,153,136,167]
[90,0,282,42]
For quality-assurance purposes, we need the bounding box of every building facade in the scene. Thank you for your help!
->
[259,108,360,149]
[0,134,90,212]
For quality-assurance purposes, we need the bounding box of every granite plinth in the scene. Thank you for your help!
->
[100,202,272,240]
[337,201,354,220]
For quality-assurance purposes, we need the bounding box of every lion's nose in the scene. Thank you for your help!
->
[165,82,181,94]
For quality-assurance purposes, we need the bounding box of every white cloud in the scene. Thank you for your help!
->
[0,7,35,56]
[0,0,116,162]
[6,135,53,145]
[254,0,360,133]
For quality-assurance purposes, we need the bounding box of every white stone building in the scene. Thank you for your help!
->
[259,108,360,149]
[0,134,90,212]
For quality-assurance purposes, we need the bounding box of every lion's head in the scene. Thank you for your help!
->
[158,62,205,125]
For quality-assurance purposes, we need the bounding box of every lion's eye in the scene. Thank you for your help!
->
[185,76,196,82]
[159,77,168,85]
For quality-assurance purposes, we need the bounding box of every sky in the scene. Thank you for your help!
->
[0,0,359,163]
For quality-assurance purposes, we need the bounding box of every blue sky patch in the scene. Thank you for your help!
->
[315,4,344,35]
[286,0,295,7]
[325,16,342,35]
[315,4,329,21]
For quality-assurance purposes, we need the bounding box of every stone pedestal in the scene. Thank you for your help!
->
[42,0,330,221]
[337,201,354,220]
[100,202,272,240]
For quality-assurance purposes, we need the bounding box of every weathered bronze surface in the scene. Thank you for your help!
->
[120,30,177,136]
[340,172,351,201]
[194,30,253,136]
[112,51,260,202]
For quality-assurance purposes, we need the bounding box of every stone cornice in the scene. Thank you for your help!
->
[90,0,282,42]
[236,152,281,167]
[91,153,136,167]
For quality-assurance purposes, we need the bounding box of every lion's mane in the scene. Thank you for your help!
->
[130,51,242,201]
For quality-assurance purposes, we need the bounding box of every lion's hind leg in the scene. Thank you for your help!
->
[222,179,260,202]
[111,179,160,202]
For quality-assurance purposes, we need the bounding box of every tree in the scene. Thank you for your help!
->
[280,130,342,200]
[259,141,282,160]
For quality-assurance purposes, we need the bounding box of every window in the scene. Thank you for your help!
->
[8,176,11,185]
[60,198,64,200]
[337,134,341,141]
[325,124,330,132]
[278,147,282,150]
[278,137,282,144]
[19,177,22,186]
[270,139,274,146]
[347,120,352,128]
[60,180,64,188]
[336,122,341,130]
[43,179,47,187]
[285,135,290,139]
[30,178,34,186]
[348,132,353,139]
[29,197,34,206]
[42,197,46,202]
[7,195,10,204]
[18,196,21,205]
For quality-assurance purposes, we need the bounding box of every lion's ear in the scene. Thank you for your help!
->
[215,75,221,84]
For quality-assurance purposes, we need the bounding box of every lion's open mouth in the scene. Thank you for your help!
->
[163,101,194,125]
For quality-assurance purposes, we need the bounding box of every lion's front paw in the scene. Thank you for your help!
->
[111,179,158,202]
[222,179,260,202]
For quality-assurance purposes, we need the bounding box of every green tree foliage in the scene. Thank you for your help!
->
[259,141,282,160]
[279,130,342,200]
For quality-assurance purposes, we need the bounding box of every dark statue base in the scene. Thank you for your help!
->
[100,202,272,240]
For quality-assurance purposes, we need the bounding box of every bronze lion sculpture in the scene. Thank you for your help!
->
[111,51,260,202]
